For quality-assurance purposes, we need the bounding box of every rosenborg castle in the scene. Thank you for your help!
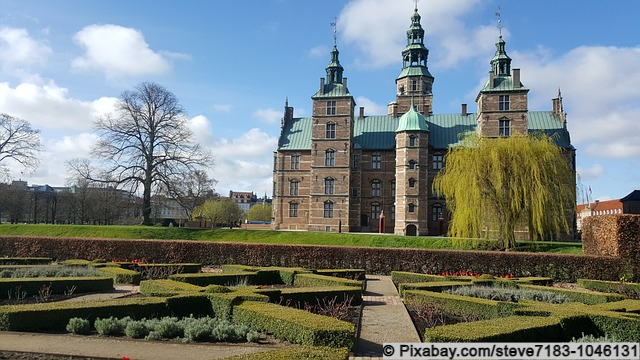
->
[271,6,575,236]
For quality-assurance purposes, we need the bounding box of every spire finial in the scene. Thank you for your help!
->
[414,0,419,11]
[330,17,337,47]
[495,6,503,36]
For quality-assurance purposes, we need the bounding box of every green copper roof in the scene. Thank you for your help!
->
[312,83,352,98]
[278,111,571,151]
[480,76,529,92]
[397,66,434,80]
[396,103,429,132]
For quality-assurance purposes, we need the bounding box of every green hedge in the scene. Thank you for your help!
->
[0,257,51,265]
[97,267,141,285]
[424,315,563,342]
[0,297,168,331]
[404,290,520,320]
[398,281,470,297]
[139,279,205,297]
[519,284,626,305]
[232,301,354,348]
[293,273,362,289]
[515,277,554,286]
[165,294,214,318]
[169,272,256,287]
[137,263,202,273]
[220,345,350,360]
[588,311,640,342]
[0,277,113,299]
[577,279,640,298]
[595,299,640,314]
[315,269,365,281]
[208,291,270,321]
[278,286,363,307]
[61,259,92,267]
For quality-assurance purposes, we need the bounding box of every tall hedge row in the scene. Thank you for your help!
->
[0,236,634,281]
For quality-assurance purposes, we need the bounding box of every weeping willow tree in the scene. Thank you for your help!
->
[433,133,575,250]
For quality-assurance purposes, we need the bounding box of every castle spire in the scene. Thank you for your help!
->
[326,18,344,84]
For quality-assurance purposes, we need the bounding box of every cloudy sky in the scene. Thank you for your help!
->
[1,0,639,202]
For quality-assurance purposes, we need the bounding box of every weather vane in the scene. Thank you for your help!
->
[414,0,419,10]
[496,6,503,36]
[330,17,337,46]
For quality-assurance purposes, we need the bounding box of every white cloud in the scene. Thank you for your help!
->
[0,81,117,131]
[339,0,485,69]
[355,96,387,116]
[72,24,171,78]
[577,164,604,181]
[308,45,329,59]
[0,27,51,76]
[514,45,640,158]
[252,108,282,124]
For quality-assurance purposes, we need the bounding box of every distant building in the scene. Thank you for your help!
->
[229,191,254,213]
[620,190,640,214]
[576,199,623,232]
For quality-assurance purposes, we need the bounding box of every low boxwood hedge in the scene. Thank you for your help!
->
[0,297,168,332]
[97,267,140,285]
[424,315,563,342]
[315,269,365,281]
[398,281,470,297]
[595,299,640,314]
[278,286,363,306]
[0,257,51,265]
[293,273,362,289]
[139,279,205,297]
[519,284,626,305]
[220,345,350,360]
[208,291,270,321]
[515,277,554,286]
[165,294,214,318]
[61,259,92,267]
[137,263,202,273]
[404,289,520,320]
[169,272,256,287]
[0,277,113,299]
[232,301,354,349]
[577,279,640,298]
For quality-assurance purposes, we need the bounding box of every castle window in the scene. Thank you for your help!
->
[391,181,396,197]
[409,178,416,188]
[289,202,299,217]
[326,100,336,115]
[324,201,334,218]
[499,95,510,111]
[372,154,381,169]
[371,203,381,220]
[324,178,335,195]
[408,203,415,213]
[325,149,335,166]
[326,122,336,139]
[351,187,359,197]
[411,79,418,92]
[499,119,511,137]
[409,135,416,147]
[432,204,443,222]
[433,153,443,170]
[371,180,381,197]
[290,154,300,170]
[391,205,395,220]
[289,180,299,196]
[409,160,416,169]
[352,154,359,169]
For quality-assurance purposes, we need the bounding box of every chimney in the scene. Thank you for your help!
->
[552,98,559,115]
[489,71,495,89]
[388,102,398,117]
[461,104,467,116]
[359,106,365,118]
[513,69,521,88]
[342,77,347,87]
[320,78,325,91]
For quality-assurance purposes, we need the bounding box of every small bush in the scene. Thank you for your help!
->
[246,329,260,342]
[94,317,126,336]
[66,317,91,335]
[154,317,183,339]
[124,320,149,339]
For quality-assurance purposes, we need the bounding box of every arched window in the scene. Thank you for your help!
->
[325,149,335,166]
[371,203,381,220]
[371,180,381,197]
[289,180,299,196]
[409,178,416,188]
[324,201,334,218]
[289,202,299,218]
[324,177,335,195]
[408,203,415,213]
[432,204,443,222]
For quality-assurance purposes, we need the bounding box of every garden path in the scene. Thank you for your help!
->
[351,275,421,360]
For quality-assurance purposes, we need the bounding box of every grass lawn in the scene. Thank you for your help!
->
[0,224,582,254]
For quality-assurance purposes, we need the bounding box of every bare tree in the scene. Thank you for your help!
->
[0,113,42,175]
[70,82,213,225]
[164,169,216,222]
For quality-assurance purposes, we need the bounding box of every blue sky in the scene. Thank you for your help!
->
[1,0,639,203]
